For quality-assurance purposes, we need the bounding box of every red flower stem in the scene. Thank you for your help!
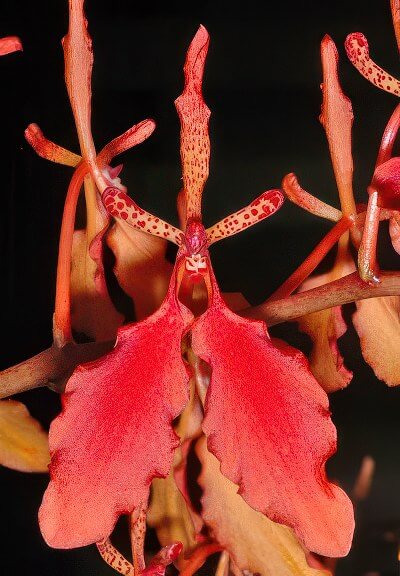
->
[240,270,400,325]
[54,162,88,346]
[180,543,224,576]
[268,216,353,301]
[0,340,113,399]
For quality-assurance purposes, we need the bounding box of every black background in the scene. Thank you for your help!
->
[1,0,400,574]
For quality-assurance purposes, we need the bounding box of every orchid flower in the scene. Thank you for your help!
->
[37,8,355,575]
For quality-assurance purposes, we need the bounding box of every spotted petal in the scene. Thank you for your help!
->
[39,265,193,547]
[175,26,210,220]
[191,266,354,557]
[345,33,400,96]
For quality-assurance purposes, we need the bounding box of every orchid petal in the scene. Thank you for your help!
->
[103,187,182,245]
[389,212,400,254]
[320,35,355,217]
[392,0,400,54]
[297,242,355,393]
[345,33,400,96]
[25,124,81,167]
[98,120,156,165]
[0,400,49,473]
[282,173,341,222]
[147,385,203,560]
[191,267,354,557]
[39,266,193,547]
[106,220,173,320]
[63,0,107,190]
[175,26,210,220]
[97,538,134,575]
[206,189,284,245]
[71,228,123,340]
[353,295,400,386]
[297,303,352,393]
[0,36,22,56]
[196,437,328,576]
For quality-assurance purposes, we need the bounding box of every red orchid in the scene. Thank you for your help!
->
[38,5,354,569]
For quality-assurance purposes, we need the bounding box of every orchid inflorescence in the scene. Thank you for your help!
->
[1,0,400,575]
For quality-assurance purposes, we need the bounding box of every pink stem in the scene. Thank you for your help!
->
[268,216,353,301]
[54,162,89,346]
[376,103,400,167]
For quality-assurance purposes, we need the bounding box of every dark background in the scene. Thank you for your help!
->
[1,0,400,574]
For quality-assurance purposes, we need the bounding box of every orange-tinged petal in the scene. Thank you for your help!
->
[345,33,400,96]
[389,212,400,254]
[320,35,355,217]
[318,33,359,260]
[63,0,95,161]
[148,472,198,558]
[25,124,81,167]
[0,36,22,56]
[297,243,355,393]
[71,229,123,340]
[298,304,352,393]
[63,0,107,191]
[175,26,210,220]
[0,400,49,473]
[392,0,400,53]
[106,219,173,321]
[98,120,156,165]
[353,296,400,386]
[297,237,355,393]
[39,265,193,548]
[191,266,354,557]
[196,437,329,576]
[282,173,341,222]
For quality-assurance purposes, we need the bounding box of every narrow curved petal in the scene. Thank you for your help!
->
[25,124,81,167]
[175,26,210,220]
[282,173,341,222]
[98,120,156,165]
[191,268,354,557]
[39,269,193,548]
[103,187,182,245]
[320,35,355,217]
[196,437,328,576]
[206,189,284,245]
[345,33,400,96]
[0,36,22,56]
[0,400,49,473]
[353,296,400,386]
